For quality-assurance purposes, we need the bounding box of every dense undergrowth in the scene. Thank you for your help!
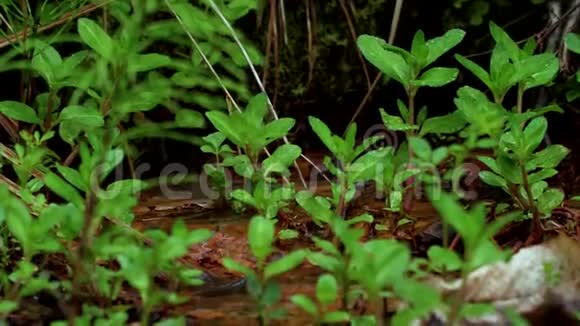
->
[0,0,579,325]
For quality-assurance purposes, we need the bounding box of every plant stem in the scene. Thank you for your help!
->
[403,90,416,213]
[371,295,385,326]
[520,163,541,232]
[516,85,524,114]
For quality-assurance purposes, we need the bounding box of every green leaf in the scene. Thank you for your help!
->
[414,67,458,87]
[479,171,507,188]
[31,41,62,85]
[565,32,580,54]
[308,116,337,154]
[411,30,429,66]
[0,101,40,124]
[520,53,559,90]
[425,29,466,66]
[245,93,269,127]
[222,257,254,276]
[537,188,564,214]
[259,118,295,149]
[489,21,521,61]
[206,111,244,147]
[43,172,84,207]
[295,191,333,226]
[347,148,391,184]
[427,246,462,272]
[409,137,432,161]
[248,216,274,261]
[59,105,104,129]
[428,192,480,244]
[455,55,493,91]
[497,155,522,184]
[264,250,307,279]
[175,109,205,128]
[527,145,569,170]
[55,164,87,192]
[419,111,466,136]
[230,189,256,207]
[129,53,171,73]
[380,109,416,131]
[77,18,114,60]
[523,117,548,155]
[262,144,301,176]
[291,294,317,315]
[315,274,338,306]
[357,35,411,86]
[321,311,350,323]
[278,229,299,240]
[528,168,558,184]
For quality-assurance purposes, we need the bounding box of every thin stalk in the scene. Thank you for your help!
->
[516,85,524,114]
[403,89,416,213]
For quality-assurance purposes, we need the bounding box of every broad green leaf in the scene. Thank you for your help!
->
[295,191,333,225]
[427,246,462,272]
[31,42,62,85]
[248,216,274,261]
[43,171,84,207]
[223,155,254,178]
[531,181,548,200]
[77,18,114,60]
[527,145,569,170]
[528,168,558,184]
[260,118,295,148]
[357,35,411,86]
[291,294,317,315]
[432,147,449,165]
[316,274,338,306]
[380,109,416,131]
[479,171,507,188]
[128,53,171,73]
[309,116,337,154]
[520,53,559,90]
[419,111,466,136]
[0,101,40,124]
[425,29,466,66]
[230,189,256,207]
[262,144,301,176]
[264,250,307,279]
[409,137,432,161]
[538,188,564,214]
[222,257,254,276]
[489,21,521,61]
[565,32,580,54]
[347,148,391,184]
[411,30,429,65]
[206,111,244,147]
[321,311,350,323]
[414,67,458,87]
[497,155,522,184]
[175,109,205,128]
[59,105,104,129]
[455,55,492,90]
[245,93,269,128]
[56,164,87,192]
[428,192,480,244]
[522,117,547,156]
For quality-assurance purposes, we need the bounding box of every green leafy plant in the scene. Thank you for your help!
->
[307,117,387,216]
[455,22,568,236]
[426,191,519,324]
[357,28,466,212]
[291,274,351,324]
[223,215,307,325]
